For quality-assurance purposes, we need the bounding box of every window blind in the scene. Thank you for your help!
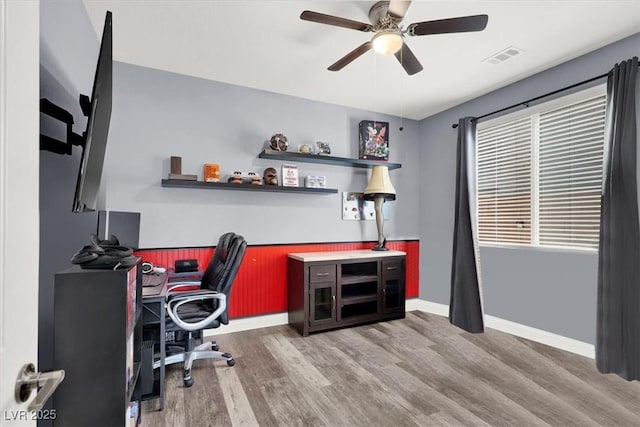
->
[538,95,606,249]
[477,117,532,244]
[476,90,606,251]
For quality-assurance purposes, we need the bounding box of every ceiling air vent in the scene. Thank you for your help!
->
[483,46,524,65]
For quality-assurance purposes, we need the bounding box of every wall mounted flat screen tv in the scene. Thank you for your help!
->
[73,11,112,212]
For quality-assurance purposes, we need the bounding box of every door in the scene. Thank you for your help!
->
[309,283,336,326]
[308,264,337,327]
[1,0,41,423]
[381,259,405,313]
[382,277,405,313]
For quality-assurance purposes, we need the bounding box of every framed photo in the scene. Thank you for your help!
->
[282,163,299,187]
[359,120,389,161]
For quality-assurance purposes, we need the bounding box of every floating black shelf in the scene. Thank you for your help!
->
[161,179,338,194]
[258,149,402,170]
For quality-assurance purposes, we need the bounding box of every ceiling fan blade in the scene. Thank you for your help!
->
[300,10,373,32]
[407,14,488,36]
[388,0,412,20]
[394,42,423,75]
[328,42,372,71]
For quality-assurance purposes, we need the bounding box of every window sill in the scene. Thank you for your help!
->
[479,242,598,255]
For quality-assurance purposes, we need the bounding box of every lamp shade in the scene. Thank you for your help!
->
[372,30,403,55]
[364,165,396,201]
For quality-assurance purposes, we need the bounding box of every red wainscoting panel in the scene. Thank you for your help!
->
[135,240,419,319]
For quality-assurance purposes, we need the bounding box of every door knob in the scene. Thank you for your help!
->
[15,363,65,411]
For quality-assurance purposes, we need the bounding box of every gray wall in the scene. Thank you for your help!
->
[39,0,100,372]
[419,33,640,344]
[102,63,421,248]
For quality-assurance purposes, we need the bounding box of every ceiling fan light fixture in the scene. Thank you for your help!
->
[372,30,403,55]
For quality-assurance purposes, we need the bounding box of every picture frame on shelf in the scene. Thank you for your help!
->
[282,163,299,187]
[305,175,327,188]
[359,120,389,161]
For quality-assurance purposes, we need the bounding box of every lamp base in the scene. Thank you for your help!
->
[372,237,388,251]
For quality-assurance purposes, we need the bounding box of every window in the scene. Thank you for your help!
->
[476,86,607,251]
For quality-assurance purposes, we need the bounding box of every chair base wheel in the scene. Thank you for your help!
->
[183,368,193,387]
[211,343,219,351]
[227,358,235,367]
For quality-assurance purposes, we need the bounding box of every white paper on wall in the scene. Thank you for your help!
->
[342,192,391,221]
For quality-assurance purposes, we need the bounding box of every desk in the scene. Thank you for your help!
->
[141,273,169,409]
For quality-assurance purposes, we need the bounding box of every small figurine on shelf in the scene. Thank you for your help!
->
[270,133,289,151]
[263,167,278,185]
[248,172,261,185]
[298,144,312,154]
[204,163,220,182]
[229,171,243,184]
[316,141,331,156]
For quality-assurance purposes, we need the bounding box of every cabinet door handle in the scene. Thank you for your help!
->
[316,272,330,276]
[331,295,336,311]
[387,267,398,270]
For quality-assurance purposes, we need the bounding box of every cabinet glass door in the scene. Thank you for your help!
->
[382,278,405,313]
[310,284,335,323]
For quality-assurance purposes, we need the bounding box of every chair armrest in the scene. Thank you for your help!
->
[167,281,201,293]
[167,289,217,303]
[166,290,226,331]
[168,270,203,282]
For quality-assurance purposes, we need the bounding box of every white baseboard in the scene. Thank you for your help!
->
[407,298,449,316]
[203,312,289,337]
[409,300,595,359]
[202,299,595,360]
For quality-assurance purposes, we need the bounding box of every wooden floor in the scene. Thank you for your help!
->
[140,311,640,427]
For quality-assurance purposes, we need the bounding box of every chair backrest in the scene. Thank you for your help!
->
[202,233,247,325]
[201,232,236,290]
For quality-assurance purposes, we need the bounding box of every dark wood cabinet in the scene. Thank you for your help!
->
[288,250,406,336]
[52,260,142,426]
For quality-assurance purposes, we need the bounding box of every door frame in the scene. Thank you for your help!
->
[0,0,40,420]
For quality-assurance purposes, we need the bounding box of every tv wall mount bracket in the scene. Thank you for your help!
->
[39,96,90,155]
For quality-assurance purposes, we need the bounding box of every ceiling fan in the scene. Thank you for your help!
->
[300,0,488,75]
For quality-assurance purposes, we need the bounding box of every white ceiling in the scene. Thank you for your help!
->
[82,0,640,120]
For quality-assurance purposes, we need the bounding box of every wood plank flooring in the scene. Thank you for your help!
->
[140,311,640,426]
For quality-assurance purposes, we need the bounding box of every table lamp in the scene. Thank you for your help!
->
[364,165,396,251]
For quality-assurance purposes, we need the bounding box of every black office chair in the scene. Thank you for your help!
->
[163,232,247,387]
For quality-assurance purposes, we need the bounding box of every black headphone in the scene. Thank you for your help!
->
[70,244,105,265]
[89,234,133,257]
[71,234,134,268]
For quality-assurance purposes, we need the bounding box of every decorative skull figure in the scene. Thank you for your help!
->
[270,133,288,151]
[248,171,261,185]
[263,167,278,185]
[230,171,243,184]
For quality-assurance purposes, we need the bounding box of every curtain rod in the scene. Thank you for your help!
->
[451,71,612,129]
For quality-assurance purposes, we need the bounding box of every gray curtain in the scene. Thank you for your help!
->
[450,117,484,333]
[596,56,639,381]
